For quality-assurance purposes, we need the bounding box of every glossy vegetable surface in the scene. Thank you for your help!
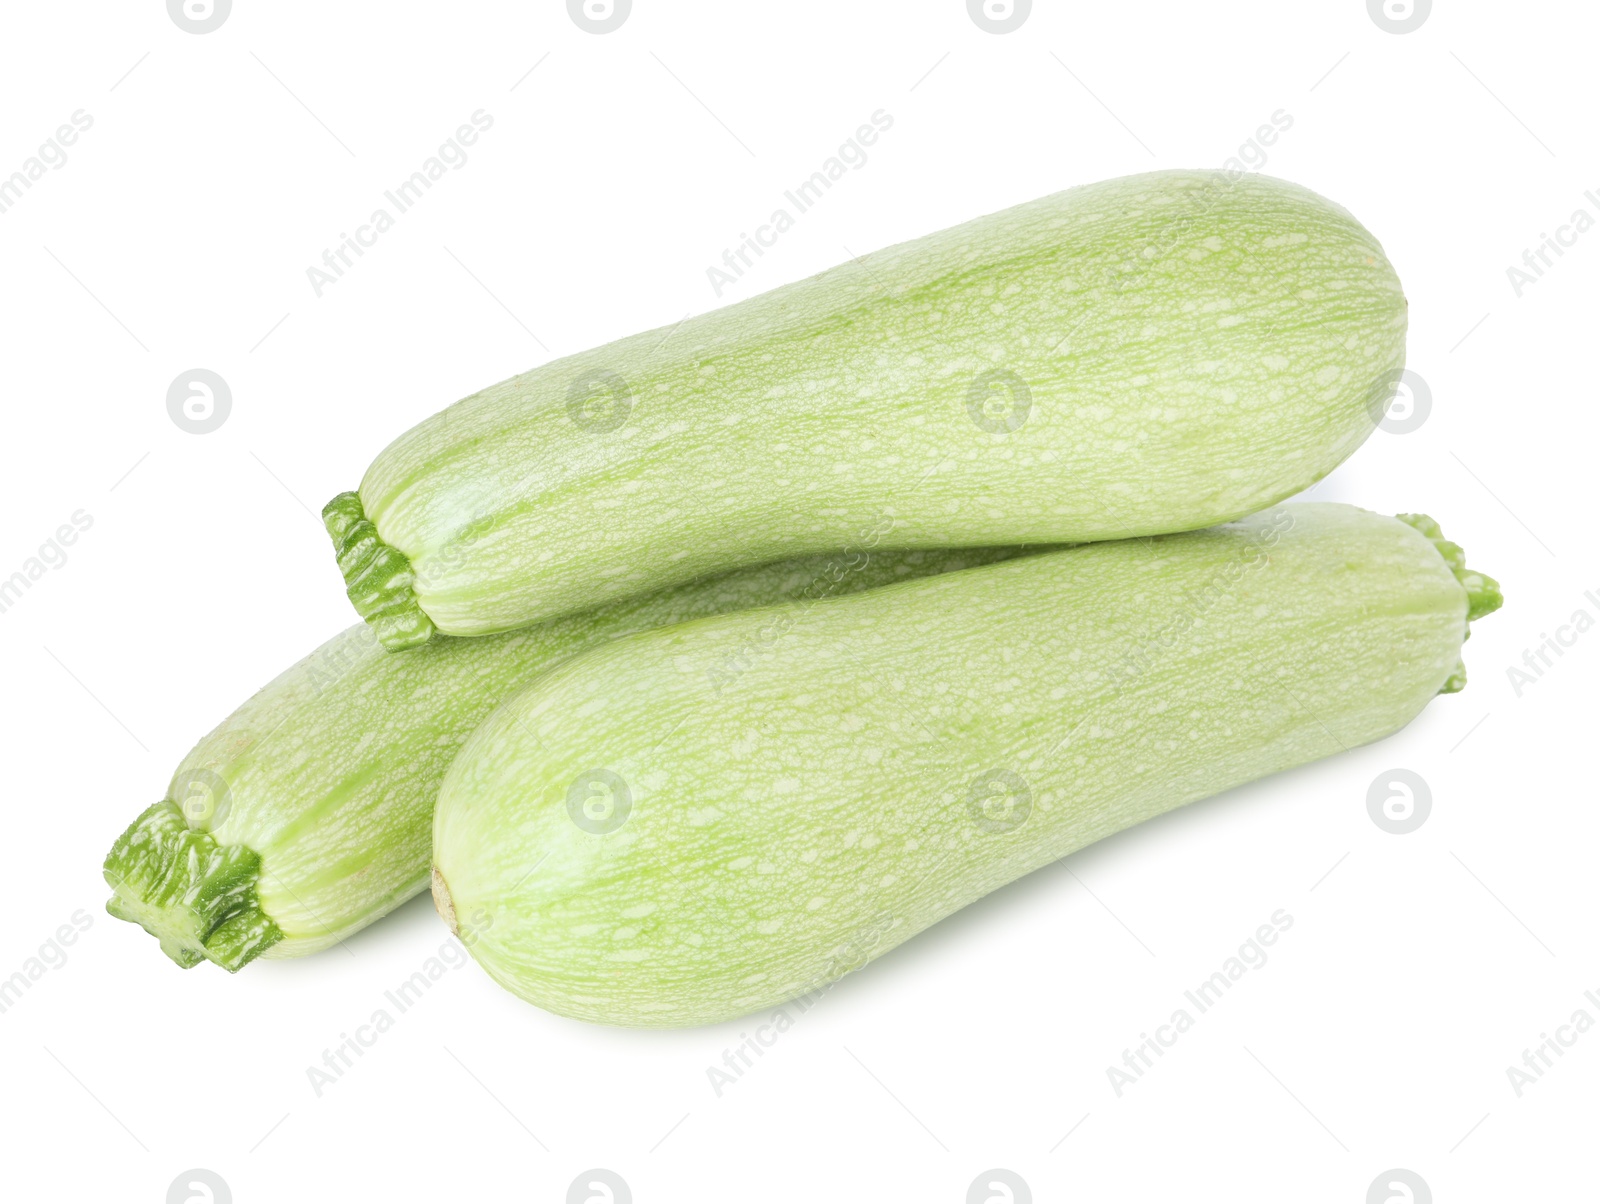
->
[328,171,1406,649]
[432,505,1497,1026]
[102,545,1034,970]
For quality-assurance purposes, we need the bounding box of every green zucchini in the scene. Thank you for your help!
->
[102,545,1034,971]
[430,504,1499,1027]
[326,170,1407,650]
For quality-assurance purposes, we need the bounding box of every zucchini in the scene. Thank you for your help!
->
[102,545,1033,971]
[325,170,1407,650]
[430,504,1499,1027]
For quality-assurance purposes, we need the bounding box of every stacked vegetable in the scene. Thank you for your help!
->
[106,169,1500,1027]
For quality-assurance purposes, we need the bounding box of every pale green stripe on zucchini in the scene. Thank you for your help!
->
[431,504,1498,1028]
[103,545,1038,971]
[328,170,1407,649]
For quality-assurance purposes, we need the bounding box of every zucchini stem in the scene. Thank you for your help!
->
[102,801,283,971]
[1397,512,1503,693]
[322,491,436,652]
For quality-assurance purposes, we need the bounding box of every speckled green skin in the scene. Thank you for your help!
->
[342,171,1407,647]
[101,545,1036,969]
[433,504,1495,1028]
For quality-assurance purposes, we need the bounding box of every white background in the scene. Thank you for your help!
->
[0,1,1593,1200]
